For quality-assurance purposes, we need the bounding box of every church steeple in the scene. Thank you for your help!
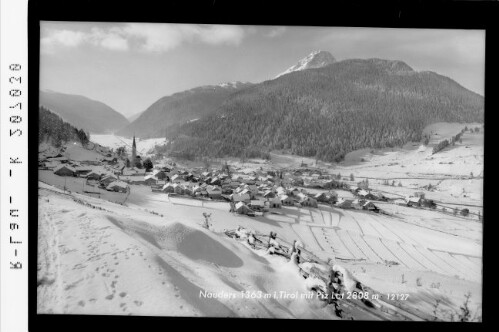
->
[131,134,137,163]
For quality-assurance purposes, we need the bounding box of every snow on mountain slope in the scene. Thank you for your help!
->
[275,50,336,78]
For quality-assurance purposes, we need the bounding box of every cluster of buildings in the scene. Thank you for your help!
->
[139,165,378,216]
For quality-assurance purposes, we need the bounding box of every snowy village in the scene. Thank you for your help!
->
[37,23,484,321]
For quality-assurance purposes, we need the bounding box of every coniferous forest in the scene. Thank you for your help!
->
[161,59,483,162]
[39,106,90,147]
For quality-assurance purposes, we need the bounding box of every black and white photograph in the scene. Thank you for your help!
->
[37,21,484,321]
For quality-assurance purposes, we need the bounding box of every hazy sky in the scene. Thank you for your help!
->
[40,22,485,118]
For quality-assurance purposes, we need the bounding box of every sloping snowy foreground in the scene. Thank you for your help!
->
[38,184,345,319]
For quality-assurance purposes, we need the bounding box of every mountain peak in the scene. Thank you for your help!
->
[275,50,336,78]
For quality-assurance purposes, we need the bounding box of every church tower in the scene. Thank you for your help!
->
[131,135,137,164]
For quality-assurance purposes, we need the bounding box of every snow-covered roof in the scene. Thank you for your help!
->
[407,196,421,203]
[54,164,76,173]
[107,180,128,189]
[358,189,369,196]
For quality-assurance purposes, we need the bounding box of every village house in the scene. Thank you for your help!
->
[297,193,318,207]
[100,174,118,187]
[210,177,221,186]
[362,201,380,212]
[249,200,265,212]
[269,196,282,208]
[280,194,295,206]
[144,174,158,186]
[85,171,102,181]
[371,191,388,201]
[263,190,276,199]
[231,192,251,204]
[106,180,129,193]
[50,156,69,163]
[172,183,184,195]
[53,164,76,177]
[74,166,92,177]
[162,183,174,193]
[183,185,194,196]
[358,189,377,200]
[406,196,422,207]
[336,198,354,209]
[152,170,168,180]
[315,191,338,204]
[235,201,254,215]
[206,185,222,199]
[171,174,181,183]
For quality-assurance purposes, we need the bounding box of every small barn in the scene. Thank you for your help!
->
[206,185,222,199]
[269,196,282,208]
[358,190,376,200]
[249,200,265,211]
[100,174,118,187]
[263,190,276,199]
[336,199,354,209]
[362,201,380,212]
[85,171,102,181]
[106,180,129,193]
[280,195,294,206]
[75,166,92,177]
[406,196,422,207]
[231,192,251,203]
[144,174,158,186]
[172,183,184,195]
[162,183,174,193]
[235,202,253,215]
[53,164,76,177]
[297,193,318,207]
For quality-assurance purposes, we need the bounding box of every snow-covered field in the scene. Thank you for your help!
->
[90,134,167,155]
[38,123,483,320]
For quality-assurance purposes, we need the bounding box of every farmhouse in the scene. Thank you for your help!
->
[144,174,157,186]
[53,164,76,177]
[152,170,168,180]
[249,200,265,211]
[75,166,92,177]
[362,201,380,212]
[172,183,184,195]
[315,191,338,204]
[269,196,282,208]
[100,174,118,187]
[231,192,251,203]
[162,183,174,193]
[206,185,222,199]
[85,171,102,180]
[406,196,422,207]
[263,190,276,199]
[210,177,221,186]
[235,202,254,215]
[106,180,129,193]
[297,193,318,207]
[280,195,295,206]
[358,190,376,200]
[371,191,387,201]
[336,198,354,209]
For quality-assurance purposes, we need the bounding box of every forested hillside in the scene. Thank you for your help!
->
[163,58,484,162]
[40,90,129,134]
[39,106,90,147]
[117,82,253,138]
